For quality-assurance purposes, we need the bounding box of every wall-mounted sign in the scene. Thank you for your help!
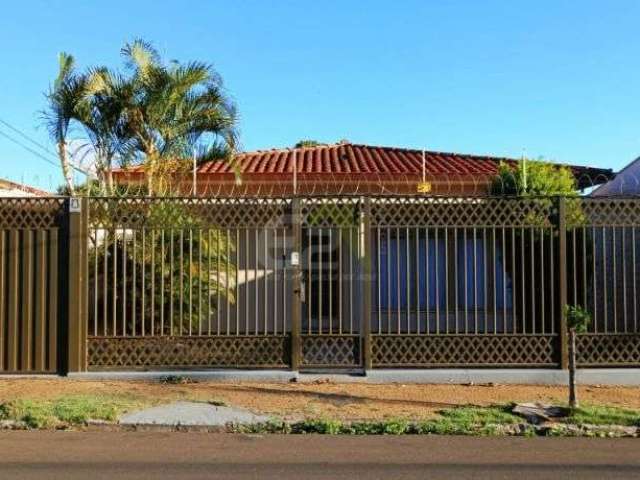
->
[417,182,432,193]
[290,251,299,266]
[69,198,82,213]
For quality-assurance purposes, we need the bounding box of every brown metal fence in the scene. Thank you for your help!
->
[0,198,65,373]
[1,195,639,373]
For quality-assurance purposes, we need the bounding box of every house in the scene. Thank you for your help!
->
[109,144,614,336]
[112,143,612,196]
[591,156,640,196]
[0,178,49,197]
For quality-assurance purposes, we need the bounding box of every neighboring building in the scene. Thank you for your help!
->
[112,143,612,196]
[0,178,49,197]
[591,156,640,196]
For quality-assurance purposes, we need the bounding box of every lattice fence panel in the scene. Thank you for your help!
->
[576,334,640,366]
[301,335,361,367]
[88,197,291,229]
[371,335,558,366]
[88,336,290,368]
[301,197,361,228]
[571,198,640,227]
[0,198,65,229]
[370,197,555,227]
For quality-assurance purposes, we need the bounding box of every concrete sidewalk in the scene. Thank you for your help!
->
[64,368,640,385]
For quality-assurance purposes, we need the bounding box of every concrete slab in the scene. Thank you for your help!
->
[119,401,270,427]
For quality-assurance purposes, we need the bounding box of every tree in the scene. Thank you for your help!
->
[43,53,86,194]
[492,158,578,196]
[564,305,591,409]
[294,139,324,148]
[119,39,238,194]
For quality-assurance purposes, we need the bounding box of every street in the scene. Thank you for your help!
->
[1,432,639,479]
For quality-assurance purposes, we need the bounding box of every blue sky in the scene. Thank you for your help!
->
[1,0,639,190]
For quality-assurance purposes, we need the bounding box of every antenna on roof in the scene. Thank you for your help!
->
[422,149,426,184]
[292,148,297,195]
[521,148,527,194]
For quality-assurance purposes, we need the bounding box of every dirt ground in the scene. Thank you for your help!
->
[1,378,640,421]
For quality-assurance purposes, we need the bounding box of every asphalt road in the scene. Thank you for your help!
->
[1,432,639,479]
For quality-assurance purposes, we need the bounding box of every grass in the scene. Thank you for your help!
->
[567,405,640,427]
[0,395,149,429]
[233,406,528,436]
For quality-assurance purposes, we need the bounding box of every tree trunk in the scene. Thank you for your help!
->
[58,141,75,195]
[568,328,578,409]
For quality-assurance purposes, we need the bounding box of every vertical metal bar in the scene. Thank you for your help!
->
[435,227,440,334]
[550,226,555,333]
[290,198,302,370]
[21,230,32,371]
[254,229,258,334]
[307,227,312,334]
[273,228,278,335]
[444,227,449,334]
[103,229,108,336]
[633,227,637,333]
[511,228,516,333]
[529,228,534,334]
[150,230,155,336]
[454,227,459,334]
[141,230,146,336]
[503,227,507,333]
[387,227,391,334]
[484,228,489,334]
[603,227,608,333]
[319,227,323,332]
[93,230,98,336]
[169,229,174,335]
[216,230,220,334]
[264,228,268,335]
[464,228,468,334]
[132,231,137,336]
[227,229,231,335]
[328,228,333,333]
[520,227,525,334]
[493,227,497,334]
[198,229,203,335]
[207,229,211,335]
[0,232,5,371]
[350,227,354,334]
[113,228,118,336]
[123,228,128,336]
[7,230,19,371]
[396,227,400,334]
[623,226,627,333]
[188,229,193,336]
[474,228,478,334]
[613,227,618,332]
[236,230,240,335]
[406,227,411,332]
[558,197,569,369]
[592,226,598,333]
[539,228,544,334]
[416,226,420,334]
[377,227,381,334]
[338,228,343,334]
[425,227,430,333]
[66,199,87,372]
[245,228,248,334]
[361,197,372,370]
[48,229,58,371]
[34,231,46,371]
[179,229,183,335]
[572,229,577,305]
[582,226,587,314]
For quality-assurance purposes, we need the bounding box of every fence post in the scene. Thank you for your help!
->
[65,197,87,373]
[557,196,569,369]
[360,197,373,371]
[290,197,302,371]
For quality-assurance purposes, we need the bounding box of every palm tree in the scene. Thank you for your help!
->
[119,40,238,194]
[73,68,136,193]
[43,53,86,194]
